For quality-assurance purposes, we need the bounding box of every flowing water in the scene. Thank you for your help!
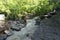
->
[1,13,60,40]
[6,19,39,40]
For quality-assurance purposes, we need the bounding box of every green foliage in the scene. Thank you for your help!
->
[35,0,54,16]
[0,0,60,20]
[49,0,60,10]
[55,0,60,10]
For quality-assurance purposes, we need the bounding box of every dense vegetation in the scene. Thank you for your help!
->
[0,0,60,20]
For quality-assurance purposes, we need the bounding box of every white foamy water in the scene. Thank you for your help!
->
[6,19,38,40]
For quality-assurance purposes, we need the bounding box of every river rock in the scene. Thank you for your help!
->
[4,30,13,36]
[0,34,7,40]
[6,21,26,31]
[10,27,21,31]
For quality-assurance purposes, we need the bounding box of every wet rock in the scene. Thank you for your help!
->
[0,34,7,40]
[11,27,21,31]
[26,34,29,37]
[5,19,27,31]
[35,18,40,25]
[4,30,13,36]
[44,14,52,19]
[40,16,45,20]
[8,21,26,31]
[49,9,56,15]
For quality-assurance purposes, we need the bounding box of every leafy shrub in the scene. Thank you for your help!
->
[0,0,60,20]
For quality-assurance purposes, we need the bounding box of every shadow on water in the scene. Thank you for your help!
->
[32,13,60,40]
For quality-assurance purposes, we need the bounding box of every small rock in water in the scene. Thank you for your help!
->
[40,16,45,20]
[11,27,21,31]
[50,9,56,15]
[4,30,13,36]
[35,18,40,25]
[0,34,7,40]
[44,14,52,19]
[26,34,29,37]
